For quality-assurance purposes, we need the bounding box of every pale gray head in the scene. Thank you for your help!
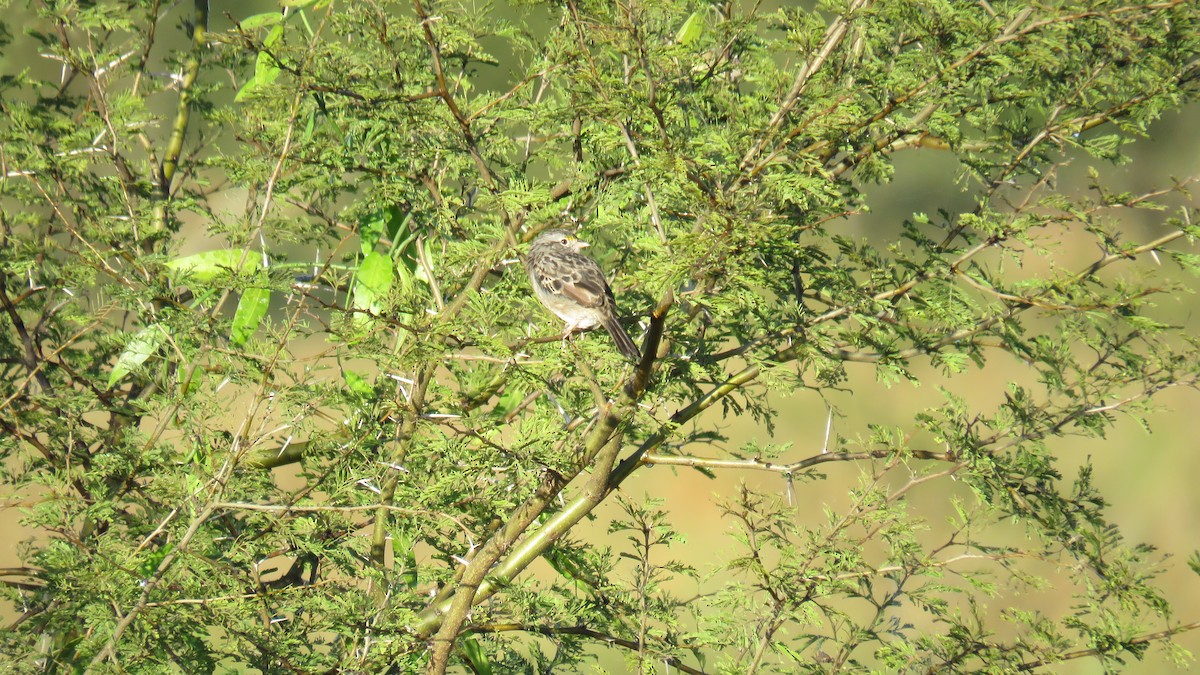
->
[531,229,589,254]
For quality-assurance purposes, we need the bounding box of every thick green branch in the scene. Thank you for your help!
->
[150,0,207,237]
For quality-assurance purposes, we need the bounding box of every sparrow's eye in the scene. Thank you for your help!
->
[560,238,569,245]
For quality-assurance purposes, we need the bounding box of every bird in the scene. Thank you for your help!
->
[525,229,641,361]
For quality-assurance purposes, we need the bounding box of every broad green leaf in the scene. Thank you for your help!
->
[235,25,285,102]
[352,251,394,315]
[109,324,169,388]
[253,50,283,86]
[359,208,393,255]
[343,370,373,397]
[165,249,263,284]
[396,530,419,589]
[239,12,283,30]
[359,205,414,256]
[263,22,285,48]
[676,11,704,45]
[231,287,271,346]
[458,636,492,675]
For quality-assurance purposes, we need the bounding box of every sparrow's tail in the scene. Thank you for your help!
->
[603,316,641,361]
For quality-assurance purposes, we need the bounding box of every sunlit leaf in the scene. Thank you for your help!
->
[108,324,169,388]
[231,287,271,346]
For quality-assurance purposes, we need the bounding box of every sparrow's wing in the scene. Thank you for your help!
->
[543,253,611,309]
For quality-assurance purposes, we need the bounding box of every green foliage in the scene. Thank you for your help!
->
[1,0,1198,672]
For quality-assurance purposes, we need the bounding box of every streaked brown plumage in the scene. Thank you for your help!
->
[525,229,640,361]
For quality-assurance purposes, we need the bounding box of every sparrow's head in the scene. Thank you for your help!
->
[532,229,589,253]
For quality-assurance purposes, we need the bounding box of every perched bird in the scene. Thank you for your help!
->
[525,229,641,361]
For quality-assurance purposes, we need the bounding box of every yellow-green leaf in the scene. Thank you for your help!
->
[239,12,283,30]
[676,11,704,45]
[166,249,263,284]
[109,324,169,388]
[231,287,271,346]
[352,251,394,314]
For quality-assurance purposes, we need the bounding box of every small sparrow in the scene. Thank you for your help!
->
[525,229,641,361]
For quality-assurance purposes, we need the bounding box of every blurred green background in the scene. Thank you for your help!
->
[1,1,1197,671]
